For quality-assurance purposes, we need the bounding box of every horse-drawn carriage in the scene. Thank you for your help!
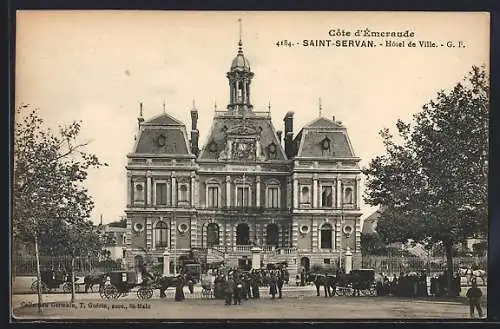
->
[31,269,75,293]
[336,269,378,296]
[100,270,154,300]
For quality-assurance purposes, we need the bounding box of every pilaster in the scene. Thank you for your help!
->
[313,174,318,208]
[291,221,298,248]
[256,176,261,207]
[146,217,152,250]
[312,221,318,250]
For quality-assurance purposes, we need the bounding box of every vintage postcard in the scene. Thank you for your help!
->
[12,11,489,320]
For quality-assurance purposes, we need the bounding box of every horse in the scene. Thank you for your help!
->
[83,273,108,293]
[458,267,487,285]
[154,274,195,298]
[306,273,335,297]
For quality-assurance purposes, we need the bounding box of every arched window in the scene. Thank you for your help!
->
[344,187,353,204]
[266,224,279,247]
[179,184,188,202]
[320,223,333,249]
[155,221,168,248]
[206,223,219,247]
[236,223,250,245]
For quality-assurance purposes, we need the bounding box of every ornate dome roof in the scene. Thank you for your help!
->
[230,41,251,71]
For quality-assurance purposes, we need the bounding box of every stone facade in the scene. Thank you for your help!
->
[124,37,362,276]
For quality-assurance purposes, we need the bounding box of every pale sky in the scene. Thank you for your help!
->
[15,11,490,225]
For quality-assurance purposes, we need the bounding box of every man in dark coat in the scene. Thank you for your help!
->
[174,275,185,301]
[466,279,484,318]
[224,276,235,306]
[234,275,243,305]
[277,269,285,299]
[251,272,260,299]
[269,272,278,299]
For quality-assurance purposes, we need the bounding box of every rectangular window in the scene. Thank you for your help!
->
[155,183,167,205]
[321,186,333,207]
[207,186,219,208]
[236,186,250,207]
[323,258,331,264]
[267,187,280,208]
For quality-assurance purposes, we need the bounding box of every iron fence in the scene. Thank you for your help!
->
[12,254,121,276]
[361,255,487,276]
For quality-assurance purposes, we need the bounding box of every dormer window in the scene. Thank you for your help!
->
[157,134,166,147]
[321,136,331,151]
[268,142,277,160]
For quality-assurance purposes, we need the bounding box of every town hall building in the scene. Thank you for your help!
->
[123,34,363,276]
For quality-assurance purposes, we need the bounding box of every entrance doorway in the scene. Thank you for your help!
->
[238,258,251,271]
[266,223,279,247]
[236,223,250,245]
[300,257,310,273]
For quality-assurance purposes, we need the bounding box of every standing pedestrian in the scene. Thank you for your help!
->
[234,275,243,305]
[251,272,260,299]
[466,280,484,319]
[225,275,235,306]
[277,268,284,299]
[174,274,185,302]
[269,272,278,299]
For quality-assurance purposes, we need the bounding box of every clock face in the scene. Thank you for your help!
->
[157,135,166,147]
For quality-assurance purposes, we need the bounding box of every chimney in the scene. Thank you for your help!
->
[276,130,283,144]
[332,115,336,122]
[284,111,295,158]
[190,109,199,156]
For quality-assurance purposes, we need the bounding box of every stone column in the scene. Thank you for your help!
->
[293,176,299,209]
[312,221,319,250]
[313,174,318,208]
[163,249,170,276]
[251,247,262,270]
[126,173,132,206]
[356,176,362,209]
[336,178,342,208]
[256,176,261,208]
[171,173,177,207]
[344,247,353,273]
[146,173,152,206]
[226,175,231,208]
[292,222,298,248]
[191,174,196,207]
[146,217,152,250]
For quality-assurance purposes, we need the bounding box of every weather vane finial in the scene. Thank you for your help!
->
[319,97,322,117]
[139,102,143,117]
[162,99,166,113]
[238,18,243,52]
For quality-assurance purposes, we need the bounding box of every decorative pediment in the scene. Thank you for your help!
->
[265,178,280,186]
[227,124,258,136]
[205,178,222,185]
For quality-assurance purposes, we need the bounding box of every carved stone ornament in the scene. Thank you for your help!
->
[231,139,256,160]
[157,134,166,147]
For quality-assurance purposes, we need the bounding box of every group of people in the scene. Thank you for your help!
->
[207,267,288,305]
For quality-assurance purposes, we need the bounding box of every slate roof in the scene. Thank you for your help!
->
[198,114,287,161]
[133,113,191,155]
[294,116,357,159]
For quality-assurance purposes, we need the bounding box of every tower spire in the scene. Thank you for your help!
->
[238,18,243,53]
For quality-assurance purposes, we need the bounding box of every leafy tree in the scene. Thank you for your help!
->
[360,233,387,255]
[13,105,107,312]
[362,66,488,296]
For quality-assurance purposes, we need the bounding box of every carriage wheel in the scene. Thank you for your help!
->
[62,282,73,293]
[369,287,377,297]
[137,287,153,300]
[31,280,48,293]
[99,285,107,299]
[343,287,354,297]
[103,285,119,300]
[360,289,370,297]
